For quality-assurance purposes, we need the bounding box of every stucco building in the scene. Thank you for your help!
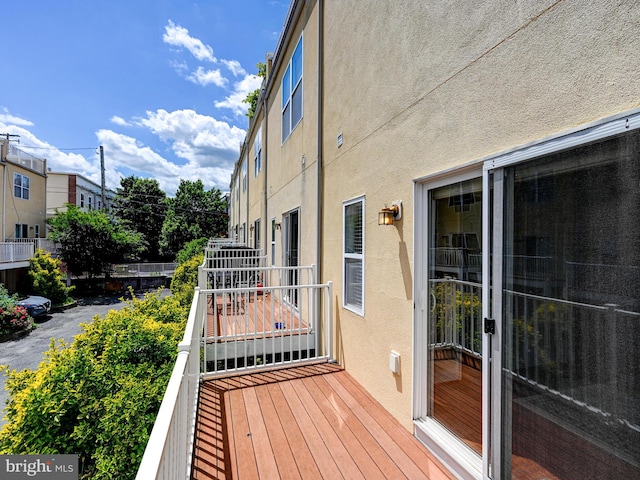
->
[227,1,640,478]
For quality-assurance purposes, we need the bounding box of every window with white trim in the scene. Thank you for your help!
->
[80,193,85,208]
[34,224,40,238]
[254,126,262,177]
[282,36,303,142]
[343,197,364,314]
[13,173,29,200]
[15,224,28,239]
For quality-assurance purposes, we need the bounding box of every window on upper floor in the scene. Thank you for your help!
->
[254,126,262,177]
[80,193,85,208]
[242,158,247,192]
[88,196,93,210]
[282,36,303,143]
[343,196,364,315]
[14,173,30,200]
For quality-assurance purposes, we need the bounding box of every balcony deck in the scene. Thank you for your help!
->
[191,362,455,480]
[207,293,308,340]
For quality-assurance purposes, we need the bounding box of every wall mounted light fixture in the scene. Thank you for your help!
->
[274,222,282,230]
[378,200,402,226]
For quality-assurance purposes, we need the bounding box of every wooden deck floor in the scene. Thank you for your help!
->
[191,362,455,480]
[207,293,308,340]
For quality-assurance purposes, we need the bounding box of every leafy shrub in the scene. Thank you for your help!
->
[170,253,203,307]
[28,249,75,306]
[175,237,208,265]
[0,285,33,335]
[0,290,188,479]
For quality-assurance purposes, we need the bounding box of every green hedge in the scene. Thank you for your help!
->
[0,290,188,479]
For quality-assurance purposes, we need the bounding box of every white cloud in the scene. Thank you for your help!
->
[136,109,246,191]
[187,67,228,87]
[222,59,246,77]
[0,118,97,176]
[163,20,216,63]
[0,109,34,127]
[96,129,184,194]
[214,74,263,116]
[110,115,130,126]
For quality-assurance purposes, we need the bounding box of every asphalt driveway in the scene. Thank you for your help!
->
[0,291,148,428]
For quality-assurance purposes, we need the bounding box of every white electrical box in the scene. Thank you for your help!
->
[389,351,400,374]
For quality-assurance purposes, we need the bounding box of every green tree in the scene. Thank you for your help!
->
[48,205,143,278]
[0,290,187,479]
[159,179,227,258]
[112,176,168,261]
[27,249,74,306]
[243,62,266,120]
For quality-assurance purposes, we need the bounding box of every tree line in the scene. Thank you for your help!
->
[47,176,227,276]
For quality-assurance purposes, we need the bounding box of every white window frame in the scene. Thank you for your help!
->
[34,224,40,238]
[254,126,262,177]
[13,173,30,200]
[80,193,85,208]
[343,196,365,316]
[282,35,303,143]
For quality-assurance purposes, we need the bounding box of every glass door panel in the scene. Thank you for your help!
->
[428,178,483,454]
[499,131,640,479]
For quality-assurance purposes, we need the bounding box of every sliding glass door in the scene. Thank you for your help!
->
[495,130,640,479]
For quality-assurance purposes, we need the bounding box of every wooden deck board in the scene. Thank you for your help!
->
[191,363,456,480]
[207,293,309,340]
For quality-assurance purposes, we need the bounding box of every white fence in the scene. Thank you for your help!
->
[0,242,34,263]
[111,263,177,277]
[135,288,203,480]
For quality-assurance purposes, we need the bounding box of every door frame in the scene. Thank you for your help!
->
[413,165,485,480]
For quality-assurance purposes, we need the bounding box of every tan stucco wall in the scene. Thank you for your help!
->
[265,1,320,270]
[322,0,640,429]
[2,163,47,240]
[46,173,70,217]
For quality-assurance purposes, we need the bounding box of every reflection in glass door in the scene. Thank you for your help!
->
[283,209,299,306]
[428,178,483,454]
[498,131,640,479]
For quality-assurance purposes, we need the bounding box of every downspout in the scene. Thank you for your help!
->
[316,0,325,349]
[316,0,324,280]
[263,95,268,258]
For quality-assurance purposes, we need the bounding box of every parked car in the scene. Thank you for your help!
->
[17,295,52,318]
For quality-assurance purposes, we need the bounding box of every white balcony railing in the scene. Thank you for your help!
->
[0,242,35,263]
[136,252,334,479]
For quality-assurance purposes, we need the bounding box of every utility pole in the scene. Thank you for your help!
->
[99,145,106,210]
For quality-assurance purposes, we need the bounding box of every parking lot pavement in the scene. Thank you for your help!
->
[0,292,145,428]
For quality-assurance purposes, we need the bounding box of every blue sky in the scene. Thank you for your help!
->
[0,0,289,195]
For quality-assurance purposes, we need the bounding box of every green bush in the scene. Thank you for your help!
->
[0,290,188,479]
[170,253,203,307]
[0,285,33,335]
[175,237,208,265]
[28,249,75,306]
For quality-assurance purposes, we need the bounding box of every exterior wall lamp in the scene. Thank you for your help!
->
[274,222,282,230]
[378,200,402,225]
